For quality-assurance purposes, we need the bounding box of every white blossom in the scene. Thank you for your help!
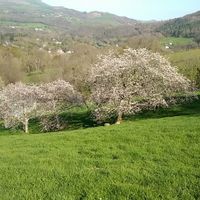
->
[0,80,82,133]
[90,48,191,123]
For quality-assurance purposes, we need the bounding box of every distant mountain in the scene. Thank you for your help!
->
[158,11,200,38]
[0,0,199,42]
[0,0,135,26]
[0,0,153,40]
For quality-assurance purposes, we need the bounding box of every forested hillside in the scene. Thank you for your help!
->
[158,11,200,39]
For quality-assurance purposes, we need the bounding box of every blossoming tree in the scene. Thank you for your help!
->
[90,48,191,123]
[0,80,81,133]
[39,80,82,131]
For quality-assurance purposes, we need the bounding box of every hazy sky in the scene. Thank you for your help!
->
[42,0,200,20]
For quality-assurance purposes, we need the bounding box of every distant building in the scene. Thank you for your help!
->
[55,41,62,45]
[66,50,74,54]
[57,49,65,55]
[35,28,43,32]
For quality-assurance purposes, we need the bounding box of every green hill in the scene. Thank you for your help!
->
[168,49,200,81]
[0,0,200,41]
[0,99,200,199]
[0,0,144,39]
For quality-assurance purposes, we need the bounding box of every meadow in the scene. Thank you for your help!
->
[0,1,200,199]
[168,49,200,81]
[0,98,200,200]
[160,37,195,47]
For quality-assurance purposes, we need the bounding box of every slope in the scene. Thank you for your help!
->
[0,0,144,39]
[0,100,200,199]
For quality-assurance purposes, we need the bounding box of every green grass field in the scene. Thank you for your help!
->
[160,37,195,47]
[168,49,200,81]
[0,21,49,30]
[0,98,200,199]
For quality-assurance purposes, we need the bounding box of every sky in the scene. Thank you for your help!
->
[42,0,200,21]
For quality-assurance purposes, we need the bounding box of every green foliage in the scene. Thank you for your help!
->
[158,13,200,38]
[168,49,200,82]
[196,68,200,88]
[0,100,200,199]
[194,34,200,46]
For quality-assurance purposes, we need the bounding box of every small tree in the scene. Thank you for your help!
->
[0,80,82,133]
[90,48,191,123]
[40,80,82,109]
[39,80,83,131]
[0,82,44,133]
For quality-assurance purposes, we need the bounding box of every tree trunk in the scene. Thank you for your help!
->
[24,118,29,133]
[55,115,61,130]
[116,111,123,124]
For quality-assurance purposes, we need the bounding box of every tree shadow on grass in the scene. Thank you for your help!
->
[55,97,200,132]
[59,108,97,131]
[1,97,200,135]
[27,97,200,133]
[0,108,96,135]
[0,122,24,136]
[0,124,10,135]
[126,96,200,121]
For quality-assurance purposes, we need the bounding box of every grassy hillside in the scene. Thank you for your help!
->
[160,37,195,47]
[168,49,200,81]
[0,100,200,199]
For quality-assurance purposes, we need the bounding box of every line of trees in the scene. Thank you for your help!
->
[0,48,192,133]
